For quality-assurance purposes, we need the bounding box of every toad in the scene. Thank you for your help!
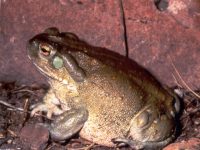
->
[27,27,180,149]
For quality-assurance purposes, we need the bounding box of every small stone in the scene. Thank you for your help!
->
[164,138,200,150]
[7,139,13,144]
[19,124,49,150]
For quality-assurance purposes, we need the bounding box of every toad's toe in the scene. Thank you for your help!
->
[31,103,64,119]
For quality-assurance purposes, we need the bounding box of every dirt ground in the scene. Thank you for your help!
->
[0,82,199,150]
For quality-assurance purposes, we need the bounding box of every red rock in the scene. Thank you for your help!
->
[167,0,200,31]
[124,0,200,89]
[163,138,200,150]
[1,0,124,85]
[19,124,49,150]
[0,0,200,89]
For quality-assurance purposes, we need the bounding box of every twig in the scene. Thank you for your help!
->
[0,99,53,120]
[10,85,28,92]
[0,99,24,112]
[67,143,95,150]
[7,129,18,137]
[11,89,36,95]
[22,98,30,125]
[172,74,183,88]
[169,56,200,100]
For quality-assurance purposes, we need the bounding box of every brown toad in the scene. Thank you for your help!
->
[27,27,180,149]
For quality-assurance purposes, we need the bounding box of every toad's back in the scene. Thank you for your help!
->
[72,52,148,146]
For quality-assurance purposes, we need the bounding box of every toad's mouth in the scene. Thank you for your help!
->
[33,63,70,85]
[32,60,78,94]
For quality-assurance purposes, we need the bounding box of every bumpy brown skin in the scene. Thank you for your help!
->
[27,28,179,149]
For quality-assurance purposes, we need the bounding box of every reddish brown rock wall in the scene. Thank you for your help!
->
[1,0,200,89]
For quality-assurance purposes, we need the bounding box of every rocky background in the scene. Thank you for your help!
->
[1,0,200,149]
[1,0,200,90]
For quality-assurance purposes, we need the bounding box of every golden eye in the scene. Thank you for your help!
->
[39,43,51,56]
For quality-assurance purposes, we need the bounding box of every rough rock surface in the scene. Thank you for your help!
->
[1,0,124,85]
[124,0,200,89]
[19,124,49,150]
[1,0,200,89]
[164,138,200,150]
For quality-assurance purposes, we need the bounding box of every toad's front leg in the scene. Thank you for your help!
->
[47,107,88,141]
[31,88,65,119]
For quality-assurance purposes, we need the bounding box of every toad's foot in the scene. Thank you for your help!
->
[112,136,174,150]
[30,102,64,119]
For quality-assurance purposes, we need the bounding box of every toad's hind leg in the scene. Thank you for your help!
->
[112,137,174,150]
[48,107,88,141]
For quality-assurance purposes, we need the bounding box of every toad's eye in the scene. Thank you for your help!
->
[39,43,51,56]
